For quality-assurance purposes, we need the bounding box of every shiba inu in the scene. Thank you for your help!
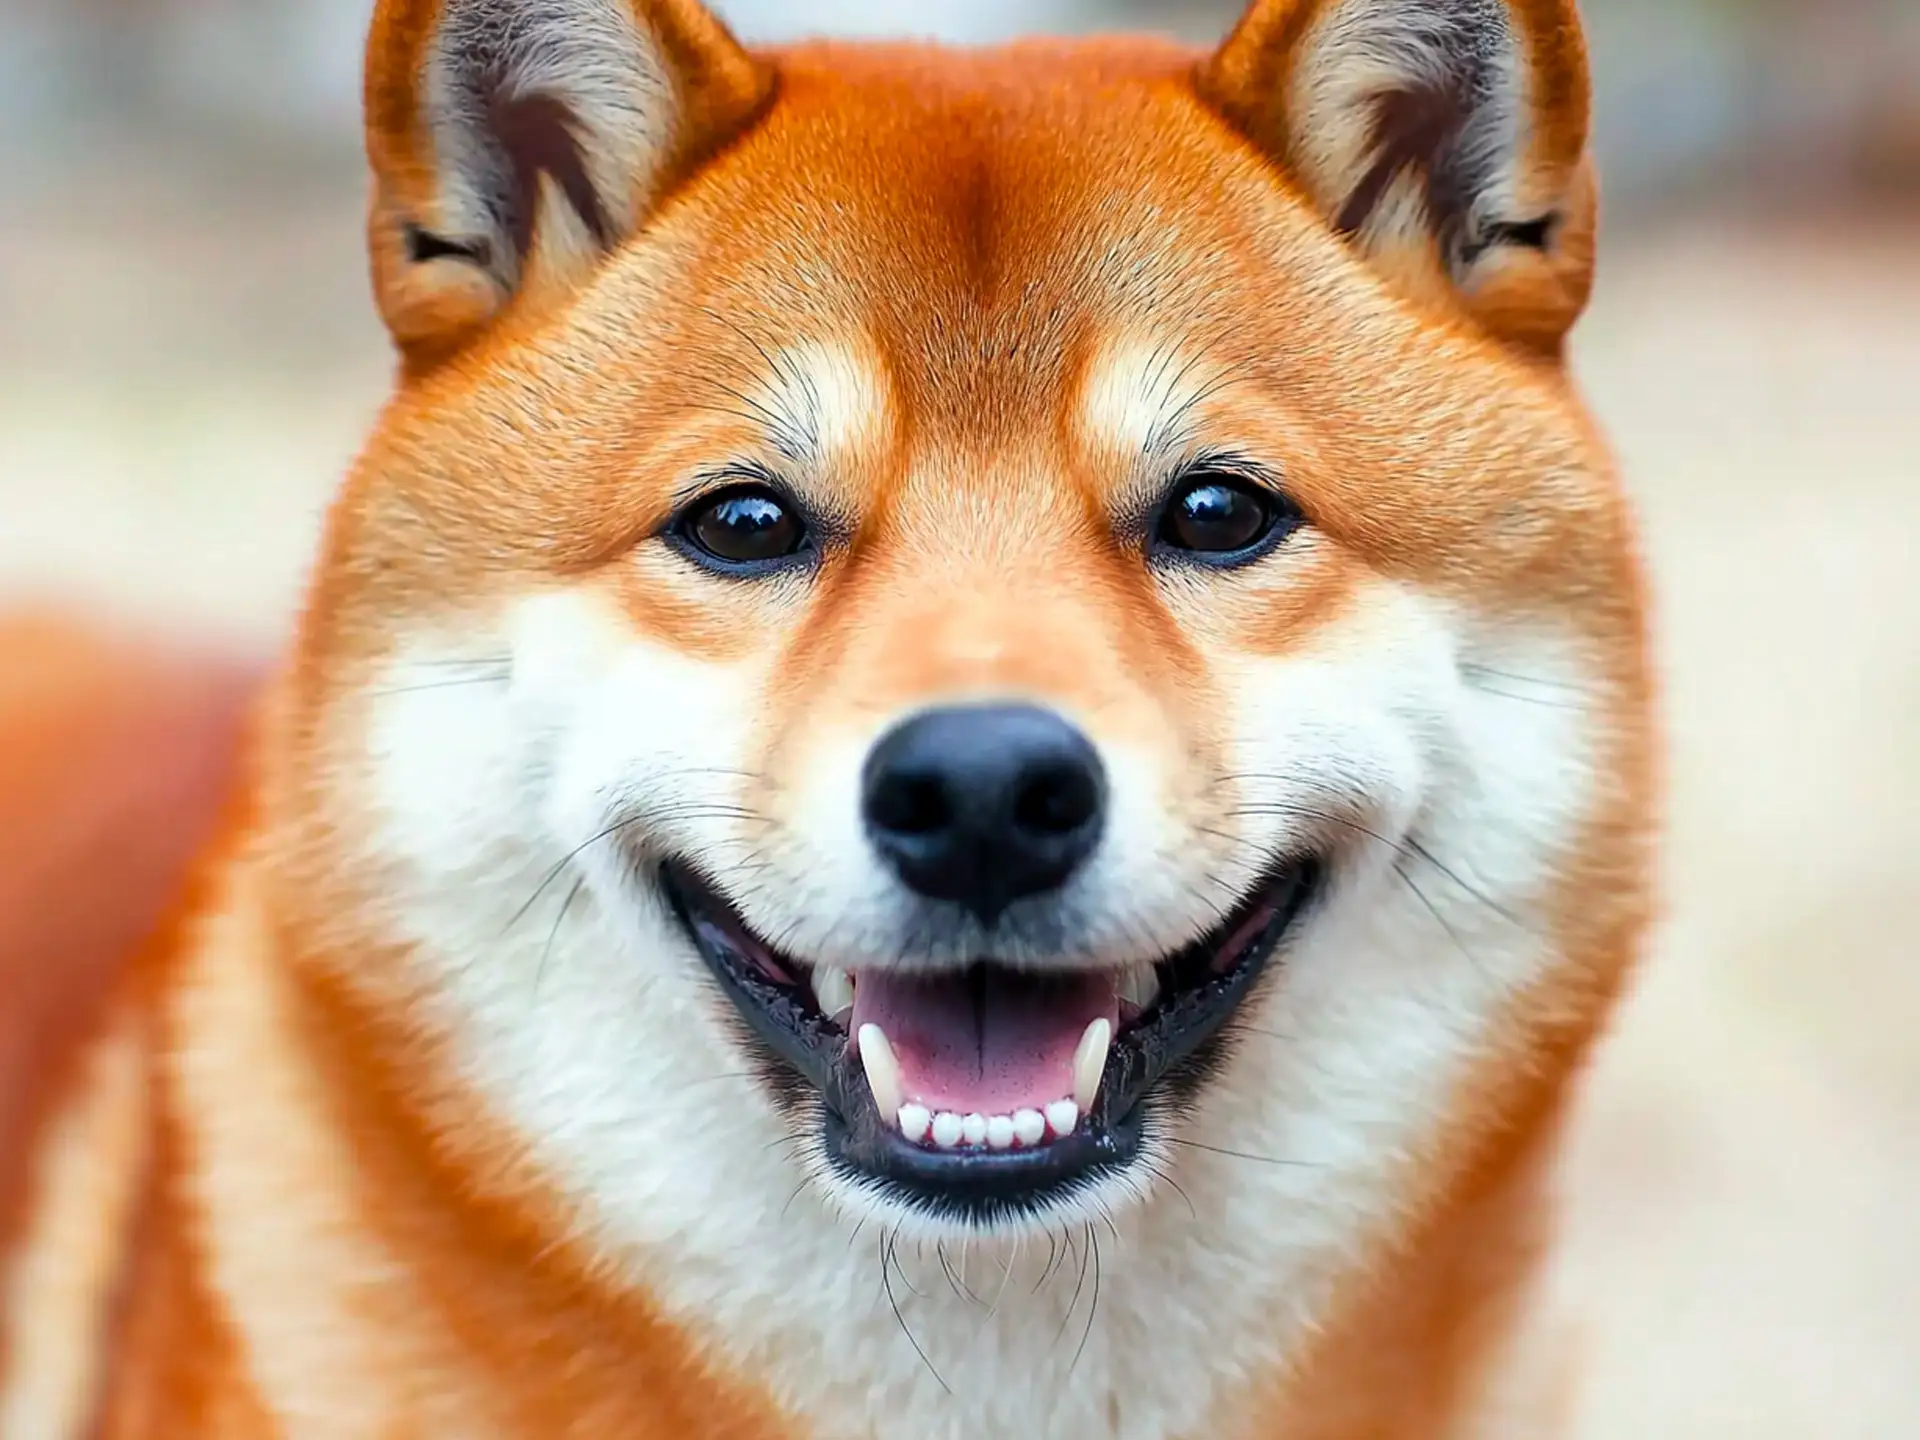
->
[0,0,1657,1434]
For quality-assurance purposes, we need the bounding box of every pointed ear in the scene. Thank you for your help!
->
[1198,0,1597,351]
[363,0,770,361]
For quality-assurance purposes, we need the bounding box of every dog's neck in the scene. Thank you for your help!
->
[120,846,1576,1440]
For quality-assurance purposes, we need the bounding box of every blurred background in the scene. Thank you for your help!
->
[1,0,1915,1433]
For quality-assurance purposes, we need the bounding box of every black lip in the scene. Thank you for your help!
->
[661,857,1322,1225]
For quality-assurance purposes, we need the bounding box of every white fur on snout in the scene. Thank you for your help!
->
[356,573,1604,1440]
[751,711,1217,974]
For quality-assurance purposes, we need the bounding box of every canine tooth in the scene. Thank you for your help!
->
[931,1111,965,1149]
[961,1113,988,1146]
[813,967,854,1022]
[986,1115,1016,1150]
[858,1025,903,1121]
[898,1104,932,1144]
[1012,1108,1047,1146]
[1119,963,1160,1013]
[1045,1099,1079,1138]
[1072,1018,1112,1111]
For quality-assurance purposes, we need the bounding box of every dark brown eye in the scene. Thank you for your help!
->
[679,487,809,569]
[1156,474,1296,559]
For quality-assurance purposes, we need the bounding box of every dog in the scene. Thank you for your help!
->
[0,0,1657,1434]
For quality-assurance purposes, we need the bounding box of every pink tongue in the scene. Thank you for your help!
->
[852,968,1119,1116]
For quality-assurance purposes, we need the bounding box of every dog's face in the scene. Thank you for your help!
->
[276,0,1650,1385]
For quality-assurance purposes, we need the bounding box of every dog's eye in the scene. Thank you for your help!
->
[1155,473,1298,559]
[677,486,809,569]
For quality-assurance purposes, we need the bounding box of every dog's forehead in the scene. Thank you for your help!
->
[599,44,1351,456]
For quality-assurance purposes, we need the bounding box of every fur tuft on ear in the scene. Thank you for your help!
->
[1200,0,1597,350]
[364,0,769,361]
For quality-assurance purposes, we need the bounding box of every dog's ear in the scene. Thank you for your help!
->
[364,0,769,362]
[1199,0,1596,351]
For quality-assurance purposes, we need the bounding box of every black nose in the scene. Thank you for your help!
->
[861,704,1107,924]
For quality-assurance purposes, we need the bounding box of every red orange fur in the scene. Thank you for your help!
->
[0,0,1654,1433]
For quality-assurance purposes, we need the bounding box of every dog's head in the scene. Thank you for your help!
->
[277,0,1649,1290]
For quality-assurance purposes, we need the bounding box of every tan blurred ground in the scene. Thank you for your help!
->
[2,161,1917,1433]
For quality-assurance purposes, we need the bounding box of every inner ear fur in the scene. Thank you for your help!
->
[363,0,770,363]
[1200,0,1598,351]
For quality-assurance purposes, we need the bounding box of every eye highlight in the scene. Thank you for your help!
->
[672,484,811,572]
[1152,466,1303,564]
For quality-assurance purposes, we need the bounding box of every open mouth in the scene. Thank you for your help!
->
[661,857,1321,1223]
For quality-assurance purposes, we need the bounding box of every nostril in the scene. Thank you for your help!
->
[1013,764,1100,835]
[870,773,953,836]
[861,703,1107,919]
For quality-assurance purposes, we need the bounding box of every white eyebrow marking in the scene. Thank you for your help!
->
[744,337,891,468]
[1079,335,1234,467]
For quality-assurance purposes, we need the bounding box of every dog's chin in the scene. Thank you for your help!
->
[659,857,1324,1231]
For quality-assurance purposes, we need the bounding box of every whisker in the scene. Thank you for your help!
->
[1392,859,1481,967]
[1166,1137,1322,1169]
[387,656,514,667]
[1034,1229,1065,1294]
[780,1176,811,1220]
[980,1235,1018,1320]
[1219,798,1524,929]
[1142,348,1212,452]
[1154,369,1247,451]
[1072,1224,1103,1374]
[1143,1159,1198,1221]
[1055,1228,1092,1349]
[881,1231,949,1394]
[894,1239,930,1300]
[936,1242,982,1307]
[1459,680,1586,710]
[1458,663,1596,695]
[534,876,586,996]
[502,816,646,935]
[1231,1024,1301,1043]
[364,673,511,699]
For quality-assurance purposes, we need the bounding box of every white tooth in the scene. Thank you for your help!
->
[898,1104,932,1144]
[1044,1099,1079,1138]
[813,967,855,1022]
[1119,963,1160,1014]
[858,1024,903,1121]
[986,1115,1016,1150]
[960,1113,988,1146]
[1072,1018,1112,1112]
[1012,1108,1047,1146]
[931,1111,965,1149]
